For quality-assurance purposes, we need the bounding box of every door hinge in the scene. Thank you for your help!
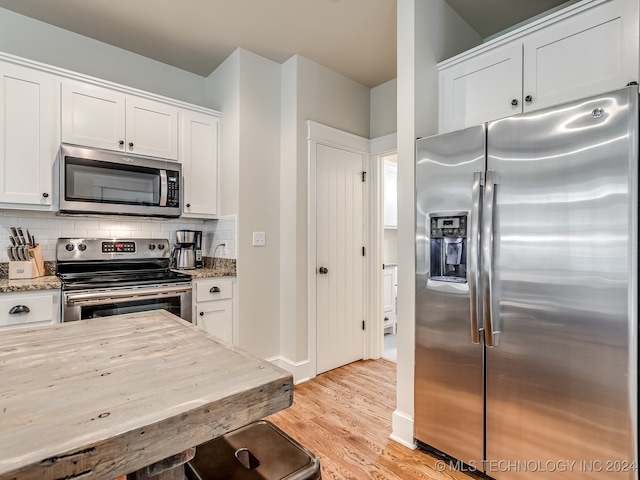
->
[362,246,365,256]
[362,171,366,182]
[362,320,365,330]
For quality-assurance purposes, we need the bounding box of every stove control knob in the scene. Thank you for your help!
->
[158,244,165,250]
[78,243,87,251]
[149,244,156,250]
[65,243,75,252]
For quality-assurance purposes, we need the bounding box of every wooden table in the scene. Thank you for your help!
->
[0,310,293,480]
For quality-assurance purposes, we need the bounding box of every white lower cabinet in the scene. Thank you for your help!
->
[193,277,233,343]
[0,290,60,331]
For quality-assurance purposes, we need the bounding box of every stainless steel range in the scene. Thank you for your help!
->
[57,238,192,322]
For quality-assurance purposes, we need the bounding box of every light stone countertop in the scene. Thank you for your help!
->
[0,275,61,293]
[0,258,235,293]
[173,257,236,279]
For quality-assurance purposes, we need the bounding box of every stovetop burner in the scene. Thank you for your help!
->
[56,238,191,290]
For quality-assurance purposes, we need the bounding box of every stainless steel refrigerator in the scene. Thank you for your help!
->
[415,86,638,479]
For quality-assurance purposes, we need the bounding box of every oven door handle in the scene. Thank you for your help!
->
[65,285,192,305]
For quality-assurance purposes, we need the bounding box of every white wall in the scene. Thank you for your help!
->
[278,55,371,379]
[206,49,282,359]
[394,0,481,447]
[0,8,206,105]
[206,52,241,216]
[371,78,398,139]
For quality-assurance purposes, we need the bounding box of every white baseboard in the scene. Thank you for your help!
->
[267,356,313,384]
[390,409,416,449]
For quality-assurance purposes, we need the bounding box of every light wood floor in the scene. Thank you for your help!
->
[267,359,482,480]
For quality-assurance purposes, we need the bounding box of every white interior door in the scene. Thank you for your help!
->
[316,143,365,374]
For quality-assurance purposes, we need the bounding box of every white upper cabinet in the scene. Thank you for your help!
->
[383,160,397,228]
[438,0,639,132]
[0,62,59,208]
[522,0,636,112]
[439,43,523,132]
[62,82,179,160]
[180,110,219,217]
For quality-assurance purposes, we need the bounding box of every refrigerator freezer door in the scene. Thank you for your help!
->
[485,87,638,479]
[415,125,486,467]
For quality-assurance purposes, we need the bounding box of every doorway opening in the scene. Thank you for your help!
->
[381,152,398,362]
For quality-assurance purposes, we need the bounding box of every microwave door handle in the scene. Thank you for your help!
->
[159,169,168,207]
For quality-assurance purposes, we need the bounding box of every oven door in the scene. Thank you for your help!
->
[62,283,192,322]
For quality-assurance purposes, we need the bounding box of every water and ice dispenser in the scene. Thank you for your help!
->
[429,214,467,283]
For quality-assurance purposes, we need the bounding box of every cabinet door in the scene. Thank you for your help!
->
[383,161,397,228]
[0,63,58,207]
[180,111,219,216]
[523,0,638,113]
[61,82,126,151]
[196,300,233,343]
[0,290,60,331]
[439,42,523,133]
[126,97,178,160]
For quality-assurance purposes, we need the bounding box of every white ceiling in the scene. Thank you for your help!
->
[0,0,570,89]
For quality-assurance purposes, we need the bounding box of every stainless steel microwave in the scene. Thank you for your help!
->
[59,144,182,218]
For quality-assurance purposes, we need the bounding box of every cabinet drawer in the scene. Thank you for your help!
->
[0,292,56,329]
[195,278,233,302]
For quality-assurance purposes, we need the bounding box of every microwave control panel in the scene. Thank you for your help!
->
[167,171,179,207]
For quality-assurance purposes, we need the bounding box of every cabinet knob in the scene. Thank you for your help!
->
[119,140,125,146]
[199,311,204,316]
[42,192,49,198]
[9,305,30,315]
[319,267,328,275]
[525,95,533,103]
[186,203,191,208]
[511,99,518,106]
[129,142,134,148]
[210,286,221,293]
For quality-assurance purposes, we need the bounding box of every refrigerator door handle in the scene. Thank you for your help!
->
[482,169,497,347]
[468,171,483,344]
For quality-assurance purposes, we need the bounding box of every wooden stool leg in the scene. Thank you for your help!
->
[126,447,195,480]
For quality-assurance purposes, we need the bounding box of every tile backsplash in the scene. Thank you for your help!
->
[0,211,237,263]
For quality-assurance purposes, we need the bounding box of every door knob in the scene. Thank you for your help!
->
[318,267,328,275]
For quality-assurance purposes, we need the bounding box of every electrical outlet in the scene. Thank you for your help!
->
[252,232,266,246]
[221,241,227,255]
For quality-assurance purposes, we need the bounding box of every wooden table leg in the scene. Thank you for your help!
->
[126,447,196,480]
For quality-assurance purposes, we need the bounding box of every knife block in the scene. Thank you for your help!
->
[8,244,45,279]
[9,260,38,279]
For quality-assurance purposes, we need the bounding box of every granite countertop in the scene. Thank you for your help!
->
[0,258,235,293]
[0,275,61,293]
[174,257,236,279]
